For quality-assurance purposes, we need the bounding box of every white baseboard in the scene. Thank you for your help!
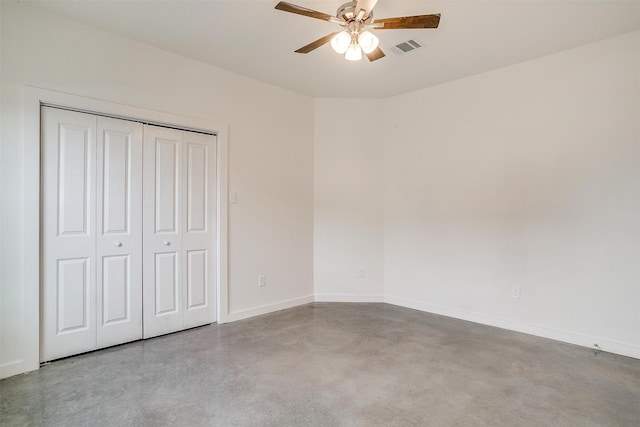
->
[226,295,314,322]
[314,294,385,303]
[1,359,37,380]
[385,295,640,360]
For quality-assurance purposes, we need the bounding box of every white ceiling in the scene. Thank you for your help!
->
[25,0,640,98]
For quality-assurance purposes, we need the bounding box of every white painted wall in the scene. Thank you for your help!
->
[314,99,385,301]
[384,31,640,357]
[2,1,638,379]
[0,2,314,378]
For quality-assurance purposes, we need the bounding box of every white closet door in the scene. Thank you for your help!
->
[143,125,184,338]
[41,107,97,361]
[182,131,217,328]
[143,126,217,338]
[96,117,143,348]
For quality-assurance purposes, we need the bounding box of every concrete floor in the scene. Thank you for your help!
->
[1,303,639,426]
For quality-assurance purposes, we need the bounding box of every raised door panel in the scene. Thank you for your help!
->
[56,258,90,333]
[186,143,207,233]
[102,130,130,234]
[41,107,97,361]
[155,252,179,315]
[182,132,217,328]
[155,140,179,233]
[143,125,184,338]
[102,255,129,324]
[186,250,207,309]
[57,124,92,236]
[96,117,143,348]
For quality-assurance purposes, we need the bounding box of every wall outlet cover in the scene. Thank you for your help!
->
[512,286,521,299]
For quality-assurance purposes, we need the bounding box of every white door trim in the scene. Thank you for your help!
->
[18,86,229,377]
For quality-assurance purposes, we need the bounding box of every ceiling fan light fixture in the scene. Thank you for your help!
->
[358,30,379,54]
[274,1,441,63]
[331,31,351,54]
[345,42,362,61]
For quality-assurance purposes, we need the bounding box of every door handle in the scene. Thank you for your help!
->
[114,242,122,247]
[163,241,171,246]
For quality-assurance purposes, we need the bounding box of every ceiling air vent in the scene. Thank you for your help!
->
[394,39,422,54]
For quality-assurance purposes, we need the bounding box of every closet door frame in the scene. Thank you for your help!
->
[16,87,228,377]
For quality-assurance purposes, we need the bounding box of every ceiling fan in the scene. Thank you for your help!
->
[275,0,441,62]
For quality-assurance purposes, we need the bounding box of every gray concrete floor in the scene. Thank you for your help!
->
[1,303,639,426]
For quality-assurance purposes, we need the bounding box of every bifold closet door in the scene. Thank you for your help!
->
[95,117,143,349]
[41,107,143,361]
[41,108,98,361]
[143,125,217,338]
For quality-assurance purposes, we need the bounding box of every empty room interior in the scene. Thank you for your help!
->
[1,0,639,425]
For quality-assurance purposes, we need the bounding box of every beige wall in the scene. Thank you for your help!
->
[312,31,639,357]
[314,99,385,301]
[2,2,638,379]
[384,30,640,356]
[0,2,314,377]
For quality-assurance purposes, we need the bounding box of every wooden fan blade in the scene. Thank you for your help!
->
[275,1,336,22]
[365,47,385,62]
[295,32,339,54]
[374,14,441,29]
[355,0,380,19]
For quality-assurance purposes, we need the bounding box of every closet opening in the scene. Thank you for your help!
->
[38,101,225,363]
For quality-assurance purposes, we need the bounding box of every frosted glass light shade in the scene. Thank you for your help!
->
[331,31,351,54]
[358,31,379,54]
[345,43,362,61]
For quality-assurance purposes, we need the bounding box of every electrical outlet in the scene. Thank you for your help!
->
[358,268,366,279]
[258,275,266,288]
[512,286,521,299]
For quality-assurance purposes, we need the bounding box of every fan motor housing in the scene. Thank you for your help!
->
[337,1,373,22]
